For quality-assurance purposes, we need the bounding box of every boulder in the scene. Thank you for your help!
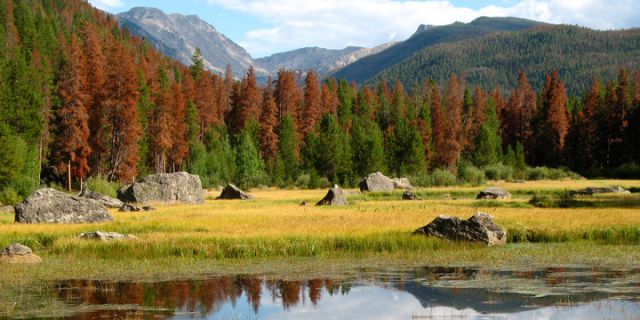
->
[477,187,512,200]
[78,231,137,241]
[316,185,349,206]
[413,212,507,246]
[14,188,112,224]
[402,191,420,200]
[216,184,254,200]
[392,178,414,190]
[359,172,395,192]
[119,204,155,212]
[118,172,204,204]
[569,186,631,196]
[78,189,123,208]
[0,243,42,264]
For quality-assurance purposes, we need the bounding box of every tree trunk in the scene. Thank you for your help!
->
[67,160,72,192]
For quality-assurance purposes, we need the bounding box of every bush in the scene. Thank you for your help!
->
[295,173,311,189]
[0,187,21,206]
[525,167,581,181]
[406,173,431,187]
[483,163,513,181]
[611,164,640,179]
[529,195,556,208]
[85,175,121,198]
[458,165,486,186]
[429,169,457,186]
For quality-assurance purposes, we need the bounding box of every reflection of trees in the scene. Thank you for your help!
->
[55,276,351,316]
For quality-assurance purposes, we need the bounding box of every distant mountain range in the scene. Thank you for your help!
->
[117,8,640,92]
[117,7,394,78]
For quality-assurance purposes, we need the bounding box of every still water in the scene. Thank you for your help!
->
[53,267,640,319]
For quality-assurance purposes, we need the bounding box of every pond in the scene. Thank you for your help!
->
[51,266,640,319]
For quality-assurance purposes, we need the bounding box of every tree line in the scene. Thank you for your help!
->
[0,0,639,203]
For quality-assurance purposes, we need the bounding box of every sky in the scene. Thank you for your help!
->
[89,0,640,58]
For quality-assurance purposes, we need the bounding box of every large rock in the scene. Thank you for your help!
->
[78,189,123,208]
[0,243,42,264]
[78,231,137,241]
[14,188,112,224]
[569,186,631,196]
[316,185,349,206]
[413,212,507,246]
[392,178,414,190]
[216,184,254,200]
[118,172,204,204]
[477,187,512,200]
[359,172,395,192]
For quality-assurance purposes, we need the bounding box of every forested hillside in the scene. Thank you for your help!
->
[333,17,541,84]
[0,0,639,205]
[364,25,640,94]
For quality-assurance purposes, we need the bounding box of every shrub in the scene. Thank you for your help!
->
[406,173,431,187]
[429,169,457,186]
[458,165,486,186]
[294,173,311,189]
[525,167,581,181]
[483,163,513,181]
[529,195,556,208]
[0,187,21,206]
[85,175,121,198]
[611,163,640,179]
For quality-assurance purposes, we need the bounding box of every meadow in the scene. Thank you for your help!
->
[1,179,640,317]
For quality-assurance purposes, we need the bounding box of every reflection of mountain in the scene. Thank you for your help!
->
[53,267,640,318]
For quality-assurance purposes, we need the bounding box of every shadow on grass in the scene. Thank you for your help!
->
[530,194,640,209]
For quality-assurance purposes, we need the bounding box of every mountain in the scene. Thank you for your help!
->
[117,7,269,77]
[332,16,543,83]
[372,24,640,94]
[256,42,397,77]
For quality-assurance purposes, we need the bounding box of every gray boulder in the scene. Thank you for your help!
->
[414,212,507,246]
[392,178,414,190]
[15,188,112,224]
[359,172,395,192]
[118,172,204,204]
[216,184,254,200]
[0,243,42,264]
[477,187,512,200]
[78,231,137,241]
[0,205,13,214]
[316,185,348,206]
[569,186,631,196]
[78,189,123,208]
[402,191,420,200]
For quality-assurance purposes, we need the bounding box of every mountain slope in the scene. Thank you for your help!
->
[333,16,542,83]
[117,7,268,77]
[256,42,396,77]
[373,24,640,93]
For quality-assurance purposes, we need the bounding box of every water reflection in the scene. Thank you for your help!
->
[53,267,640,319]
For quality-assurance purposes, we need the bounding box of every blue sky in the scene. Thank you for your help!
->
[90,0,640,58]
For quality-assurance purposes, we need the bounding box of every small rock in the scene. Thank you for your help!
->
[392,178,414,190]
[78,189,124,208]
[0,243,42,264]
[78,231,137,241]
[300,201,308,206]
[119,203,155,212]
[216,184,254,200]
[477,187,512,200]
[0,206,13,214]
[402,191,420,200]
[569,186,631,196]
[316,185,348,206]
[414,212,507,246]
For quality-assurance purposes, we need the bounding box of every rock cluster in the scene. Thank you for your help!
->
[359,172,414,192]
[216,184,255,200]
[0,243,42,264]
[316,185,349,206]
[14,188,113,224]
[119,204,155,212]
[118,172,204,204]
[569,186,630,196]
[414,212,507,246]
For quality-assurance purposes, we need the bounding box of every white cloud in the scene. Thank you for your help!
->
[88,0,126,11]
[206,0,640,57]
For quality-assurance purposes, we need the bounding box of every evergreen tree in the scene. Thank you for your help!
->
[190,47,204,80]
[278,115,299,182]
[473,96,502,167]
[351,117,386,177]
[235,129,266,189]
[314,114,352,183]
